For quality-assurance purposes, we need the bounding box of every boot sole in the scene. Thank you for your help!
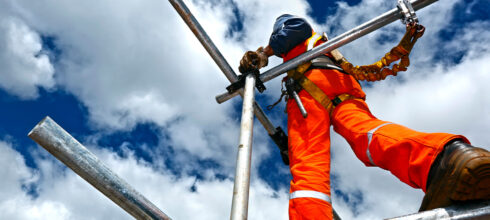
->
[420,148,490,211]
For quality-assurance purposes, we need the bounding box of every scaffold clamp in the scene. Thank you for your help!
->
[226,69,266,94]
[398,0,418,24]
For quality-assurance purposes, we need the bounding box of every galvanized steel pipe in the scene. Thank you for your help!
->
[230,74,256,220]
[28,116,171,220]
[215,0,439,103]
[168,0,277,135]
[387,200,490,220]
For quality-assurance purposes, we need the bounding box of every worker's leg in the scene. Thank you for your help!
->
[287,90,332,220]
[331,99,467,191]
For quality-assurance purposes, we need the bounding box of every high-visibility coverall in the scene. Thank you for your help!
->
[268,15,468,220]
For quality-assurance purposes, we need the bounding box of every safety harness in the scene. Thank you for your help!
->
[285,33,358,116]
[281,22,425,117]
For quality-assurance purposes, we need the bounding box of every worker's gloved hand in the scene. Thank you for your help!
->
[239,47,268,73]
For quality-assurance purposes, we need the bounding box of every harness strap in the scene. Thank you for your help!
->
[287,65,356,115]
[307,33,323,51]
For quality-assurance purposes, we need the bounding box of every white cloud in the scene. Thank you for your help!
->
[0,141,71,220]
[0,17,55,99]
[2,0,249,167]
[3,0,234,130]
[0,0,299,170]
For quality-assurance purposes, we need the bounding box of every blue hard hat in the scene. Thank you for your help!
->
[269,14,313,57]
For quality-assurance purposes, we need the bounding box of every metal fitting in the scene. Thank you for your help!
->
[398,0,418,24]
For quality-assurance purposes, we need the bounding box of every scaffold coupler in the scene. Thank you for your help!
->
[398,0,418,24]
[286,77,308,118]
[226,69,266,94]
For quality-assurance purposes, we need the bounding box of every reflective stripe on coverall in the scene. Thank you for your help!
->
[284,35,468,220]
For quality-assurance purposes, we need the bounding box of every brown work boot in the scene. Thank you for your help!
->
[419,140,490,211]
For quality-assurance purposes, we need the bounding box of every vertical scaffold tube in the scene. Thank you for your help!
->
[28,116,171,220]
[230,74,256,220]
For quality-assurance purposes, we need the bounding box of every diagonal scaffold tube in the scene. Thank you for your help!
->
[168,0,278,137]
[28,116,172,220]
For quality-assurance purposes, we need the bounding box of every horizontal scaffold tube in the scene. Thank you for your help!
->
[215,0,438,103]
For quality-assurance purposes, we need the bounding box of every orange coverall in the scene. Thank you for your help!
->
[284,36,468,219]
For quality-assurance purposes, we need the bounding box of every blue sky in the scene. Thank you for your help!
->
[0,0,489,219]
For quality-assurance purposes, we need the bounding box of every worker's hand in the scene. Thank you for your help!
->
[239,47,268,73]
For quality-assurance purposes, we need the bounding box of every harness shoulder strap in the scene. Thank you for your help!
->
[307,33,323,51]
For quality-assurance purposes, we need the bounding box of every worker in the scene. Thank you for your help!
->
[238,14,490,219]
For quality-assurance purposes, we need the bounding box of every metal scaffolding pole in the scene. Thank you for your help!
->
[386,200,490,220]
[215,0,438,103]
[230,74,256,220]
[168,0,277,135]
[28,116,171,220]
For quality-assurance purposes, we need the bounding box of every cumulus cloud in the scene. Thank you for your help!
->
[0,0,307,172]
[0,17,55,99]
[0,141,71,220]
[2,0,252,168]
